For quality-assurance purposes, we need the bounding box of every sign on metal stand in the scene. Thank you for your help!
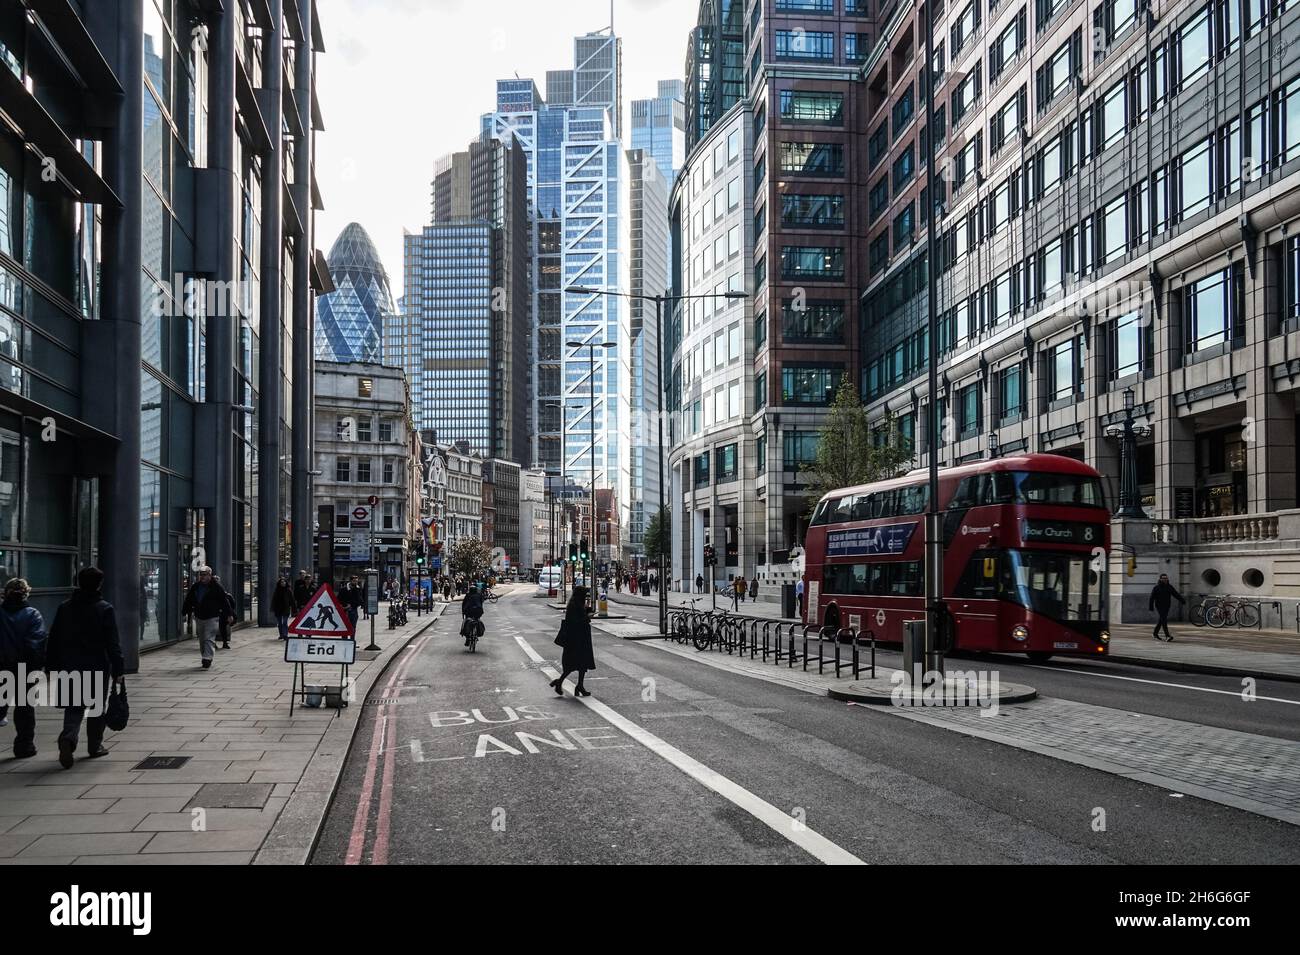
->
[285,583,355,716]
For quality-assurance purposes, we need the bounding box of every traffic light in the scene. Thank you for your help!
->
[415,540,426,565]
[568,543,578,563]
[703,544,717,566]
[579,538,589,561]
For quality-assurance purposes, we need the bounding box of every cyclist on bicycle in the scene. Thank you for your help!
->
[1149,573,1185,642]
[462,585,485,646]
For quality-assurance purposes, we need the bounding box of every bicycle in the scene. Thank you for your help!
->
[1206,595,1260,628]
[694,607,742,652]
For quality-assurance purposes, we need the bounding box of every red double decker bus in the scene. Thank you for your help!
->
[803,453,1111,661]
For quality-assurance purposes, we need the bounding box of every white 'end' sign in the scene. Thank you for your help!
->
[285,637,356,664]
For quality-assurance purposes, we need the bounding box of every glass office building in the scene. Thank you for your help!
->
[315,222,394,363]
[1,0,326,664]
[632,79,686,185]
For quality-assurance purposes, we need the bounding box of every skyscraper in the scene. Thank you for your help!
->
[484,28,633,540]
[394,131,530,463]
[315,223,395,363]
[632,80,686,185]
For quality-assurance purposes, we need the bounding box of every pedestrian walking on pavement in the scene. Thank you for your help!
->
[750,577,759,602]
[1149,573,1186,642]
[0,578,47,757]
[182,566,231,668]
[213,575,235,649]
[734,575,747,610]
[550,586,594,698]
[271,576,296,640]
[293,570,314,609]
[343,577,363,631]
[796,577,805,617]
[696,573,704,594]
[45,567,124,769]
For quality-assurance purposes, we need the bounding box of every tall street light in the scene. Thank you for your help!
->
[1106,387,1152,518]
[565,338,615,610]
[542,400,570,603]
[568,285,747,636]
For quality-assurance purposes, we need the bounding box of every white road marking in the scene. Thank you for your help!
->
[1026,665,1300,705]
[409,739,424,762]
[511,632,866,865]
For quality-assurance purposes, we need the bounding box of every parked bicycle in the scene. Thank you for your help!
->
[693,606,743,652]
[1192,595,1261,629]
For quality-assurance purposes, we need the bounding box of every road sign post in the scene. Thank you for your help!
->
[365,567,380,652]
[285,583,355,716]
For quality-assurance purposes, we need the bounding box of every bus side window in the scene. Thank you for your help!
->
[949,477,976,509]
[852,565,868,595]
[868,564,888,595]
[850,494,872,521]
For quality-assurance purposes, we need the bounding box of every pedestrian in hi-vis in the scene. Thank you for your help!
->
[0,578,47,758]
[1149,573,1186,642]
[550,586,595,698]
[182,566,231,668]
[45,567,124,769]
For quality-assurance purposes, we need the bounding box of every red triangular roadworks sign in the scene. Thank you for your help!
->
[287,583,355,638]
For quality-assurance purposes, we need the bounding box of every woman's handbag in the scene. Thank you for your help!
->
[554,620,570,647]
[105,678,129,732]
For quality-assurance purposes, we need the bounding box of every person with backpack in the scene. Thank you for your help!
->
[461,585,485,647]
[45,567,124,769]
[0,578,47,757]
[182,566,231,669]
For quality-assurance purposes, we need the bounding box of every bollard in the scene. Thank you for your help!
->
[598,591,609,618]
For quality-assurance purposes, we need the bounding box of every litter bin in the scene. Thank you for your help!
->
[781,583,796,619]
[641,580,650,597]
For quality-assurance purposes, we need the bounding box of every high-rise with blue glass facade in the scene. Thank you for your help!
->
[484,29,634,550]
[0,0,326,664]
[632,80,686,185]
[315,223,394,364]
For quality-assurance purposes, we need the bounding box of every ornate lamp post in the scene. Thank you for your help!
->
[1106,387,1152,518]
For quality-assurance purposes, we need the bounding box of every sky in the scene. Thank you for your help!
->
[315,0,698,300]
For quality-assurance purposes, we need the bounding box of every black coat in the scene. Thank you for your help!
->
[1149,581,1185,613]
[271,584,295,617]
[46,591,125,681]
[293,580,314,607]
[557,612,595,672]
[183,581,230,621]
[462,590,484,619]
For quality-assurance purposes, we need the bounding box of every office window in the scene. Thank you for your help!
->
[336,458,350,482]
[869,177,890,220]
[728,177,740,209]
[783,430,821,466]
[844,32,870,64]
[1178,138,1212,218]
[728,128,741,161]
[957,383,981,435]
[729,324,741,361]
[869,123,889,168]
[999,363,1025,419]
[990,9,1027,80]
[694,454,710,487]
[1101,81,1126,148]
[1038,236,1065,297]
[1049,338,1082,402]
[1036,0,1067,28]
[893,144,915,189]
[781,194,845,228]
[357,458,371,483]
[991,88,1026,152]
[1183,264,1244,353]
[776,30,835,60]
[1098,0,1139,45]
[382,459,394,484]
[893,203,915,247]
[783,299,845,341]
[728,383,741,418]
[1280,76,1300,165]
[356,416,371,442]
[780,142,845,176]
[1176,8,1211,88]
[756,434,766,471]
[378,420,393,442]
[990,180,1012,231]
[782,366,840,404]
[893,83,915,138]
[953,67,982,122]
[951,2,980,54]
[781,246,845,280]
[716,443,738,482]
[992,269,1016,324]
[869,234,889,274]
[1109,309,1145,379]
[1037,33,1078,108]
[780,89,844,124]
[1102,194,1128,263]
[755,370,767,410]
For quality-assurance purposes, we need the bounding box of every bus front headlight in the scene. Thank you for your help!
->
[1011,625,1029,642]
[1099,630,1111,644]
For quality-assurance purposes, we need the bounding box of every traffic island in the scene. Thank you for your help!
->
[829,669,1038,706]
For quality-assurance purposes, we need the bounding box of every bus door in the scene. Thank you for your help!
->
[952,549,1002,651]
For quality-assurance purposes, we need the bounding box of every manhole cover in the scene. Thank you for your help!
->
[365,697,414,705]
[133,755,191,770]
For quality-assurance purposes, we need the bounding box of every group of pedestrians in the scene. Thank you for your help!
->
[0,569,124,769]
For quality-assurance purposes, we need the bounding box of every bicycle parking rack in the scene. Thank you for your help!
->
[664,610,874,680]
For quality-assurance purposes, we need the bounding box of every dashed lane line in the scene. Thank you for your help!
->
[510,631,867,865]
[1024,664,1300,704]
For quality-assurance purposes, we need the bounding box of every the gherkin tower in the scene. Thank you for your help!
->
[315,222,394,362]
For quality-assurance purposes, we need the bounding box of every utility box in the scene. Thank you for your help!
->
[782,584,797,619]
[903,619,926,683]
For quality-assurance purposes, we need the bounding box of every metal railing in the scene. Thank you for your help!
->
[666,608,875,680]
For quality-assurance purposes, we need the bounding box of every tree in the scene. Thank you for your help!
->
[642,507,668,569]
[448,538,492,579]
[801,374,914,511]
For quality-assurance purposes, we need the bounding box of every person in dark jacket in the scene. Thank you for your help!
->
[1149,573,1186,642]
[182,566,230,668]
[271,576,296,640]
[214,575,236,650]
[292,570,314,610]
[461,586,484,646]
[45,567,124,768]
[342,577,363,631]
[550,587,595,697]
[695,573,704,594]
[0,578,47,757]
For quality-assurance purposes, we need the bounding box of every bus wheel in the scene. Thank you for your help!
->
[1026,651,1053,663]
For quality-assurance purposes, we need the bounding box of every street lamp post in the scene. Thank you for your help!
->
[568,285,747,636]
[1107,387,1152,518]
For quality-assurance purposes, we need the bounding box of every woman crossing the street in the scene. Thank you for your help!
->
[550,586,595,698]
